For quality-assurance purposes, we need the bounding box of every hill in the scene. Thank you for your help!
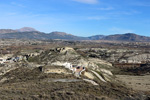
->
[16,27,38,32]
[0,31,47,39]
[48,32,89,40]
[0,29,17,34]
[0,27,37,34]
[102,33,150,42]
[88,35,105,40]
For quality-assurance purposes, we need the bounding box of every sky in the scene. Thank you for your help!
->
[0,0,150,36]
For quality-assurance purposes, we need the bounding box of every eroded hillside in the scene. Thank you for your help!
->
[0,40,150,100]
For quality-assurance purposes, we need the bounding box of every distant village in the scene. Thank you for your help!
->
[0,52,40,64]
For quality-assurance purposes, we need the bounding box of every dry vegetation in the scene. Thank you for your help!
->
[0,39,150,100]
[0,67,141,100]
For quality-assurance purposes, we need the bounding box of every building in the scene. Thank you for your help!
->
[63,62,86,77]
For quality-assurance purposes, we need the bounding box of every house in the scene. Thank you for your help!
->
[62,62,86,77]
[71,65,77,73]
[12,57,20,62]
[0,54,12,64]
[0,54,22,64]
[63,62,72,69]
[0,58,6,64]
[74,66,85,77]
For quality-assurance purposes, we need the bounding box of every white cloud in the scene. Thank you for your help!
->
[72,0,99,4]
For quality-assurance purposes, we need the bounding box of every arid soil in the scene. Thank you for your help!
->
[0,67,143,100]
[116,75,150,92]
[1,40,150,100]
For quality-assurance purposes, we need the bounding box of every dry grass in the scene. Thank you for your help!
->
[0,67,141,100]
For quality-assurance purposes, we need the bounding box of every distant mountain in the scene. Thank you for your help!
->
[0,28,89,40]
[88,35,105,40]
[102,33,150,42]
[0,27,37,34]
[0,31,47,39]
[0,29,17,34]
[48,32,89,40]
[0,27,150,42]
[16,27,37,32]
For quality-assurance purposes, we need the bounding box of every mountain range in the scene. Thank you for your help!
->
[0,27,150,42]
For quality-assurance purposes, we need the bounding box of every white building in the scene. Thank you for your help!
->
[0,58,6,64]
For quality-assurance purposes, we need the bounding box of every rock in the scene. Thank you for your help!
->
[83,79,99,85]
[84,72,95,79]
[100,69,113,76]
[44,68,68,74]
[91,70,107,83]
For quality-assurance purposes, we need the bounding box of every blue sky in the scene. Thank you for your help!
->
[0,0,150,36]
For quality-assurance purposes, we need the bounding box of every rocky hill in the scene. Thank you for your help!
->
[16,27,38,32]
[28,47,113,81]
[102,33,150,42]
[0,27,37,34]
[0,31,47,39]
[88,35,105,40]
[0,29,17,34]
[48,32,89,40]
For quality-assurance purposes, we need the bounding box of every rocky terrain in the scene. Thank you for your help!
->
[0,67,138,100]
[77,48,150,63]
[0,39,150,100]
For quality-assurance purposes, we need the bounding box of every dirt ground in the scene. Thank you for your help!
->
[116,75,150,92]
[0,67,140,100]
[0,67,149,100]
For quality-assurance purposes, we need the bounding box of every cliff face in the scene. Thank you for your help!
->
[119,54,150,63]
[77,48,150,63]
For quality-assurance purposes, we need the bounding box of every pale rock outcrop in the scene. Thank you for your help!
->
[119,54,150,63]
[44,68,68,74]
[84,72,95,79]
[0,64,17,76]
[91,70,107,83]
[100,69,113,76]
[83,79,99,85]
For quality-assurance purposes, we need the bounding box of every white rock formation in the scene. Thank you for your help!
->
[91,70,107,83]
